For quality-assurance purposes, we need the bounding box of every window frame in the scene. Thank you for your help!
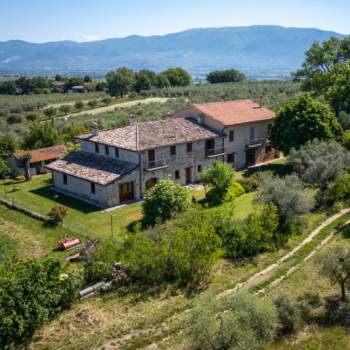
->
[104,145,109,155]
[115,147,119,158]
[170,145,176,156]
[229,130,234,142]
[175,170,180,180]
[95,143,100,153]
[186,142,193,152]
[90,182,96,194]
[63,173,67,185]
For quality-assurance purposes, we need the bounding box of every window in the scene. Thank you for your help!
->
[95,143,99,153]
[187,142,192,152]
[63,173,67,185]
[170,145,176,155]
[90,182,95,194]
[227,152,235,164]
[115,147,119,158]
[197,165,202,173]
[175,170,180,179]
[104,145,109,155]
[229,130,234,142]
[250,127,255,141]
[148,149,155,162]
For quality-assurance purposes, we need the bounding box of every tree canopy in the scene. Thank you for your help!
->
[142,179,189,226]
[23,123,60,149]
[288,140,350,188]
[207,69,246,84]
[270,93,343,154]
[106,67,136,97]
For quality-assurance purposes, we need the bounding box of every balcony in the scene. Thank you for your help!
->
[145,158,170,171]
[246,137,267,148]
[206,147,226,158]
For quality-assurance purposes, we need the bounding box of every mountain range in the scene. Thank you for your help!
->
[0,25,347,79]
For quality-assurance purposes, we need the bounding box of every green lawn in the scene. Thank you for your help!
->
[0,204,83,260]
[0,174,208,240]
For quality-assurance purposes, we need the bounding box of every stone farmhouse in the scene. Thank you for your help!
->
[47,100,277,208]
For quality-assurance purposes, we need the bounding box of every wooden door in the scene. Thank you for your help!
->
[119,181,135,202]
[185,167,192,184]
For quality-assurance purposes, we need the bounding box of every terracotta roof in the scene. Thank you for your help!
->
[14,145,67,164]
[46,151,138,185]
[193,100,275,126]
[77,118,221,151]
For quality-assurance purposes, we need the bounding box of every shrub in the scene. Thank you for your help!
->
[143,179,188,226]
[214,203,279,258]
[223,181,245,202]
[47,205,68,226]
[288,140,350,188]
[320,174,350,206]
[256,174,314,233]
[102,96,112,104]
[0,259,79,348]
[59,104,71,114]
[190,291,277,350]
[6,114,23,124]
[88,99,98,107]
[74,101,84,110]
[201,162,239,205]
[26,112,38,122]
[43,107,56,117]
[123,207,221,287]
[274,295,303,335]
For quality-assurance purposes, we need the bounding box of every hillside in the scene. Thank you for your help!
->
[0,25,346,78]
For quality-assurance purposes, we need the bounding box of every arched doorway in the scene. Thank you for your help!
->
[146,177,158,191]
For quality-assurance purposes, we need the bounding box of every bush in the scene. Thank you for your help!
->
[6,114,23,124]
[102,96,112,104]
[47,205,68,226]
[201,162,238,205]
[143,179,188,226]
[59,104,71,114]
[190,291,277,350]
[288,140,350,188]
[74,101,84,110]
[320,174,350,206]
[0,259,79,348]
[256,174,314,233]
[26,112,38,122]
[84,240,121,284]
[274,295,303,335]
[223,181,245,202]
[214,203,279,258]
[43,107,56,117]
[123,207,221,287]
[88,99,98,107]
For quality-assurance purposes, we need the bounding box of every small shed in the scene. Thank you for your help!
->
[9,145,67,177]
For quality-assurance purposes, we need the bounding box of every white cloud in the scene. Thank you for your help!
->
[80,35,100,42]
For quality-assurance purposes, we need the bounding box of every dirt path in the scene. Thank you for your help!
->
[55,97,169,120]
[219,208,350,298]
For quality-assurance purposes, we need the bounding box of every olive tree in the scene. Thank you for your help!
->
[316,246,350,301]
[190,291,277,350]
[255,174,314,235]
[288,140,350,189]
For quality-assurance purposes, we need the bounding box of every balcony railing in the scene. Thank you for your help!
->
[247,137,267,147]
[145,158,170,171]
[206,147,226,158]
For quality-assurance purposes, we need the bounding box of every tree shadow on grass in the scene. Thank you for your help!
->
[244,162,292,178]
[31,186,99,214]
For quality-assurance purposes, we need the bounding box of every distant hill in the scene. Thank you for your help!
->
[0,25,347,78]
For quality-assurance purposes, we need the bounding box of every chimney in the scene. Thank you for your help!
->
[92,121,99,136]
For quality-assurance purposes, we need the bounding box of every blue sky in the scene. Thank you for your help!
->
[1,0,349,42]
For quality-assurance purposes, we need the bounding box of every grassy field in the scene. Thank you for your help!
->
[0,174,210,240]
[0,203,84,260]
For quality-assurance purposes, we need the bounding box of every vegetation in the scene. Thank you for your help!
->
[316,245,350,301]
[201,162,244,205]
[23,123,60,149]
[142,179,189,226]
[270,93,344,154]
[256,174,314,239]
[47,205,68,226]
[207,68,246,84]
[0,258,79,348]
[106,66,191,97]
[190,291,277,350]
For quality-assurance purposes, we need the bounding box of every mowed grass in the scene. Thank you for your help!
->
[0,175,207,240]
[0,204,83,260]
